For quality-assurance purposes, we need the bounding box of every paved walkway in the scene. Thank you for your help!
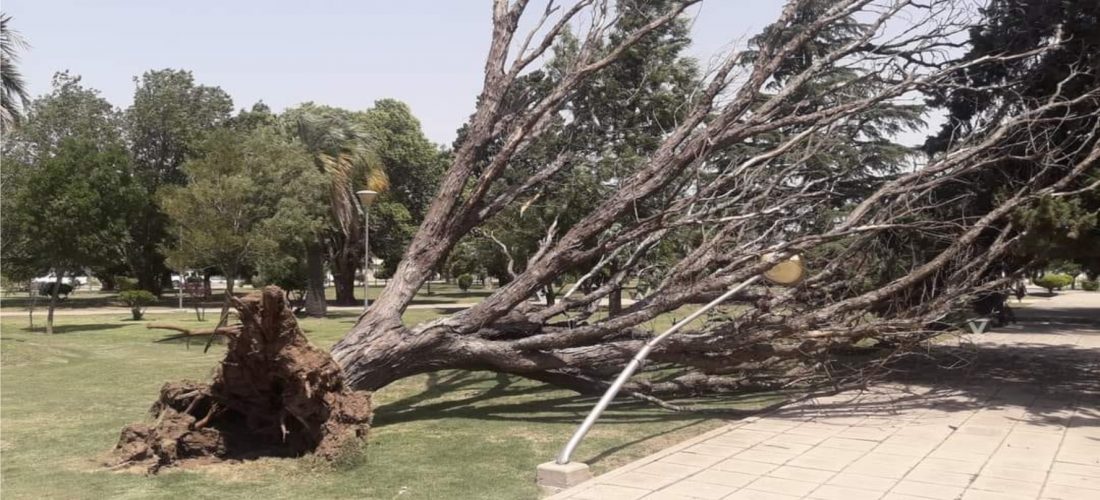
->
[550,292,1100,500]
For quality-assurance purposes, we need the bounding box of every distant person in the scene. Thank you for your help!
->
[1014,281,1027,302]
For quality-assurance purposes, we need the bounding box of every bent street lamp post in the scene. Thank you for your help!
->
[356,190,379,310]
[538,255,806,491]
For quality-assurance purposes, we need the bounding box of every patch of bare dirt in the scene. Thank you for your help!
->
[108,286,372,473]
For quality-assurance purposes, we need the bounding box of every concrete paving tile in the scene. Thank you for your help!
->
[683,443,745,458]
[755,441,813,455]
[636,462,701,478]
[570,484,652,500]
[741,420,801,433]
[808,484,885,500]
[890,479,966,499]
[969,475,1044,497]
[827,472,898,492]
[721,488,799,500]
[604,471,684,491]
[660,452,727,468]
[642,491,697,500]
[844,453,923,479]
[821,437,880,452]
[926,448,994,464]
[1050,461,1100,478]
[1045,471,1100,491]
[734,448,796,465]
[691,469,758,488]
[655,480,739,500]
[961,487,1036,500]
[837,426,896,442]
[875,443,936,457]
[767,432,828,447]
[978,465,1049,483]
[1053,451,1100,466]
[767,465,835,484]
[1040,482,1100,500]
[903,466,975,487]
[984,452,1055,471]
[783,422,846,437]
[913,457,986,475]
[712,458,779,475]
[743,476,820,497]
[711,430,780,448]
[880,494,932,500]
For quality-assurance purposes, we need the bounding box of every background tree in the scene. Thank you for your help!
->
[282,103,386,314]
[0,13,30,131]
[2,137,140,333]
[925,0,1100,279]
[160,126,327,323]
[125,69,233,295]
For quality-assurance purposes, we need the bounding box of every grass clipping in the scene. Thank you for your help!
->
[108,286,372,472]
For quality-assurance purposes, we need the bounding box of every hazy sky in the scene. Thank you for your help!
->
[4,1,788,145]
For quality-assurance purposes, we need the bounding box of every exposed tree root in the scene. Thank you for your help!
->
[108,286,372,473]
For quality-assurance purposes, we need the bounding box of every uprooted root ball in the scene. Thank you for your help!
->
[108,286,372,472]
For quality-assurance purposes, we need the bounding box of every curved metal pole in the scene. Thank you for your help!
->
[556,275,762,464]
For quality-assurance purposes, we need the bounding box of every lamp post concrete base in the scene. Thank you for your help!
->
[536,461,591,494]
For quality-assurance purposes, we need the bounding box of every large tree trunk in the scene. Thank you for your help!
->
[45,271,65,335]
[217,266,236,327]
[304,241,327,317]
[331,256,358,306]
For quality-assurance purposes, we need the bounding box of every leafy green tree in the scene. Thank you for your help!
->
[1,13,30,131]
[2,138,141,333]
[160,126,327,324]
[125,69,234,294]
[282,104,387,313]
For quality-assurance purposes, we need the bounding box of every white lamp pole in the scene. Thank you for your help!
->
[356,190,379,310]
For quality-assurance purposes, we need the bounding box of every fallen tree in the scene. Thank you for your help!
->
[328,0,1100,400]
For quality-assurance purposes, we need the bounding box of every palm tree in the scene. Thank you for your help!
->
[285,105,387,314]
[1,14,31,132]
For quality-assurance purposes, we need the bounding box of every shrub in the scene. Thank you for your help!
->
[1034,273,1074,294]
[457,273,474,292]
[116,277,139,291]
[1082,279,1099,292]
[119,290,157,320]
[37,282,74,298]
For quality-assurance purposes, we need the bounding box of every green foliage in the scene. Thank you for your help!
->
[1081,279,1099,292]
[115,277,139,291]
[118,290,156,320]
[1034,274,1074,294]
[1,13,31,131]
[124,69,234,294]
[160,125,327,287]
[456,274,474,292]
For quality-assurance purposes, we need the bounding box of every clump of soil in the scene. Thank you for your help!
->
[108,286,372,473]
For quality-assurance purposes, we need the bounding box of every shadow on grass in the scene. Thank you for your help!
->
[17,323,127,335]
[374,370,775,429]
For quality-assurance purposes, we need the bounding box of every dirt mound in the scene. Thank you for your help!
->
[108,286,372,472]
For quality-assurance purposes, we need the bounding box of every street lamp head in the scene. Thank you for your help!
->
[356,190,379,207]
[762,254,805,285]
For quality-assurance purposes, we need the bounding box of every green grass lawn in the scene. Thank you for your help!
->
[0,308,776,500]
[0,282,495,311]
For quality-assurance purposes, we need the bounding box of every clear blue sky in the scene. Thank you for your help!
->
[4,1,786,145]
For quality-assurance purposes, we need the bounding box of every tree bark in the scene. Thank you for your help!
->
[45,270,64,335]
[608,286,622,317]
[331,256,358,306]
[304,241,327,317]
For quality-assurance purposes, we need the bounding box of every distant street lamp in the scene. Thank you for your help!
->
[356,190,379,310]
